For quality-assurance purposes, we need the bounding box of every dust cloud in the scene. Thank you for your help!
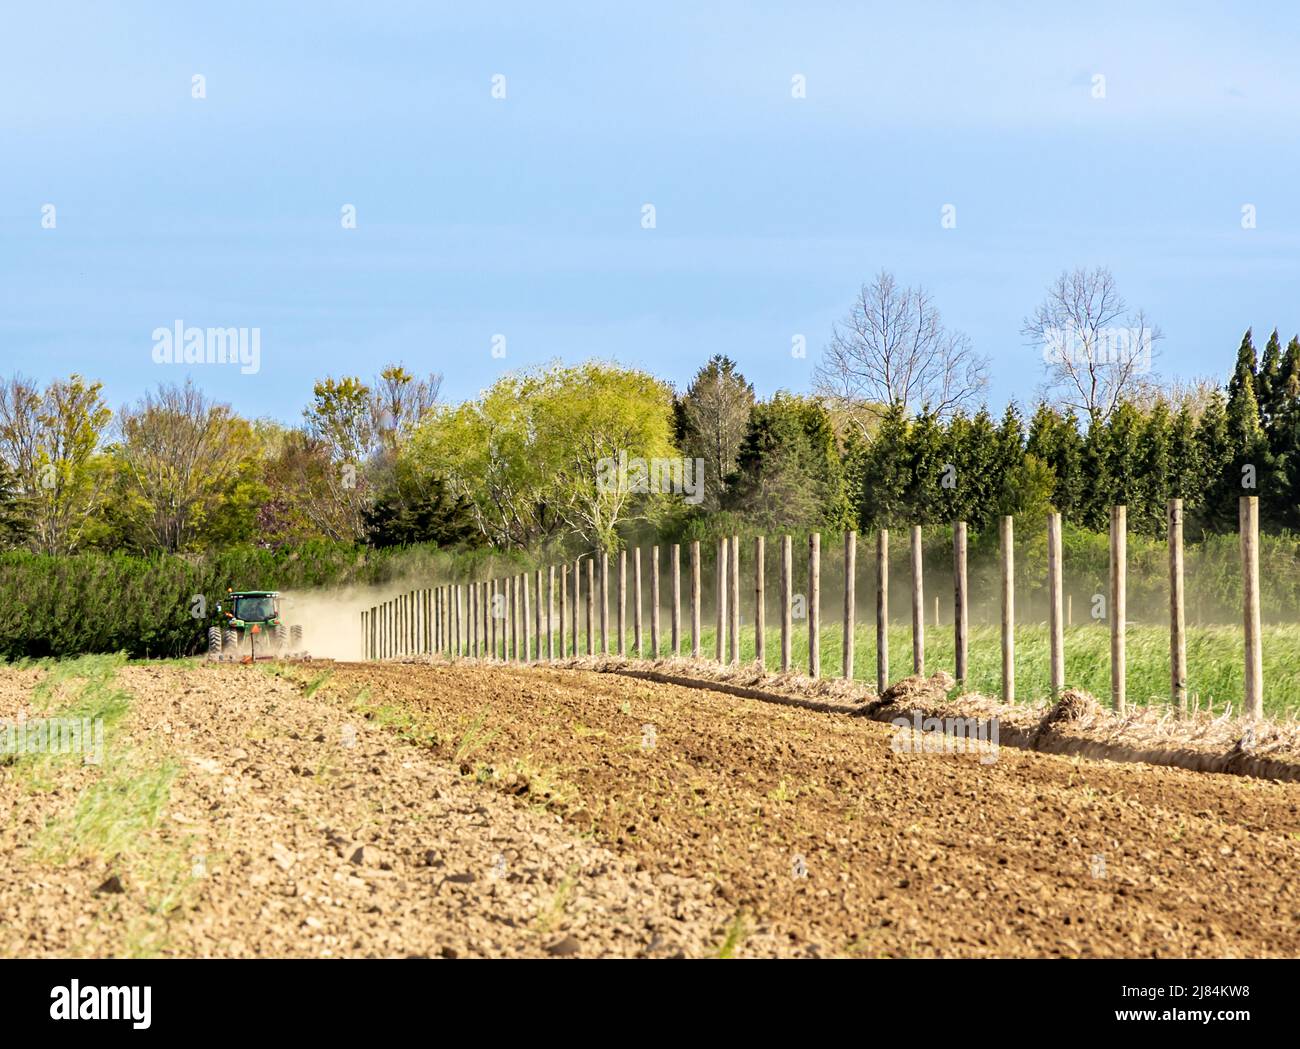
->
[278,581,427,661]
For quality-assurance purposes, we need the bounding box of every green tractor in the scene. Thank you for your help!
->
[207,590,306,660]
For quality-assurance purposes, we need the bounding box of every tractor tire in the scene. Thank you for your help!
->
[207,626,222,659]
[290,625,304,650]
[223,628,239,655]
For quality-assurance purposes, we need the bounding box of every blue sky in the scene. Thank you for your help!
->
[3,1,1299,421]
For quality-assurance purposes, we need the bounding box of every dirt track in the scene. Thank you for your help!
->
[4,659,1299,957]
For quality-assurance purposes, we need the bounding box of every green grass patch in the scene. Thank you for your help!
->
[38,759,179,864]
[615,622,1300,718]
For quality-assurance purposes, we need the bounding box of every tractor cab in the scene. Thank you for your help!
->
[226,591,281,628]
[208,589,305,660]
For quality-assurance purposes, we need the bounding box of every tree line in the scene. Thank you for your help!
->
[1,274,1296,561]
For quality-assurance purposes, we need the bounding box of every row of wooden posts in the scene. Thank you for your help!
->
[360,496,1266,719]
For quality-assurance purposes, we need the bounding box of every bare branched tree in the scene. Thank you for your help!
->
[678,354,754,510]
[813,270,989,434]
[1022,266,1162,424]
[371,365,442,454]
[115,381,251,552]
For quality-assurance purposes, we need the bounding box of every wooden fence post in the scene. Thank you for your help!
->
[507,575,516,661]
[633,548,643,657]
[1000,515,1014,702]
[574,558,585,655]
[599,552,608,655]
[954,522,968,686]
[1048,512,1065,696]
[809,532,821,678]
[911,525,924,676]
[547,566,555,661]
[780,535,792,672]
[690,540,702,659]
[534,568,543,661]
[754,536,766,669]
[521,572,531,662]
[1169,499,1186,715]
[650,545,661,658]
[559,566,567,660]
[876,529,888,693]
[729,534,740,665]
[361,610,368,659]
[1241,496,1263,719]
[585,557,595,656]
[671,544,682,656]
[456,585,464,659]
[843,531,856,680]
[474,583,481,657]
[1111,505,1127,713]
[715,537,727,663]
[617,550,627,657]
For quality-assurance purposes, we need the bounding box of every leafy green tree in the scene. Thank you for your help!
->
[108,382,266,553]
[0,374,112,553]
[408,362,678,552]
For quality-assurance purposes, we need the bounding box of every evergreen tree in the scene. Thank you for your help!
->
[903,408,947,524]
[1258,329,1283,426]
[1168,404,1201,503]
[1134,400,1173,536]
[1079,416,1112,531]
[1227,329,1258,405]
[362,474,481,549]
[992,403,1054,521]
[853,402,912,530]
[1193,392,1234,533]
[1026,403,1085,517]
[727,394,853,531]
[1269,337,1300,530]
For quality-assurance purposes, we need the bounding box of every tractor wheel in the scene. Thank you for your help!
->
[207,626,222,659]
[290,625,304,650]
[223,628,239,655]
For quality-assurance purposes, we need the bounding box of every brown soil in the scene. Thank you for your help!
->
[0,662,777,958]
[322,661,1300,957]
[5,658,1299,958]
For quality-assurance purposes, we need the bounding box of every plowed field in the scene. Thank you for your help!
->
[4,658,1298,957]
